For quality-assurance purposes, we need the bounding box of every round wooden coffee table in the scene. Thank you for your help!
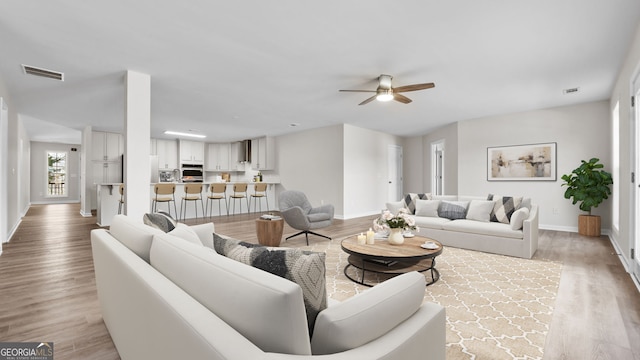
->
[341,235,443,287]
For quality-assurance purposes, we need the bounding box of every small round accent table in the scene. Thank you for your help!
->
[341,235,443,287]
[255,218,284,247]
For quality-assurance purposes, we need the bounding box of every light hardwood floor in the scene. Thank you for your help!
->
[0,204,638,359]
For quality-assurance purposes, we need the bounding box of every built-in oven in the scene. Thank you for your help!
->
[181,164,203,182]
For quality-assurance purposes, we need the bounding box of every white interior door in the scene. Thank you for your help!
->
[388,145,403,202]
[431,140,445,195]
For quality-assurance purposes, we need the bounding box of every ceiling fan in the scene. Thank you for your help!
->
[339,74,435,105]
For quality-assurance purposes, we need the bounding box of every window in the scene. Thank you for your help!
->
[47,151,67,196]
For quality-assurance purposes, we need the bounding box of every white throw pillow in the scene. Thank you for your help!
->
[466,200,495,222]
[510,207,530,230]
[415,199,441,217]
[385,200,405,214]
[168,223,204,246]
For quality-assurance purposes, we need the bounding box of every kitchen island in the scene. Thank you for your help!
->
[96,181,279,227]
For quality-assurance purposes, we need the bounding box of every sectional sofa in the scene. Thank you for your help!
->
[387,194,538,259]
[91,214,446,359]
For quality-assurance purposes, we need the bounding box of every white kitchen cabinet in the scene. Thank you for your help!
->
[205,143,231,171]
[156,139,178,170]
[180,140,205,164]
[150,138,157,155]
[251,136,275,170]
[92,131,123,162]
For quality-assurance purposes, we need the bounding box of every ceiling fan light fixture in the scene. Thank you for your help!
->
[376,90,394,102]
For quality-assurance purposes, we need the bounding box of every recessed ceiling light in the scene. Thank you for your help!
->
[164,130,206,139]
[563,87,580,95]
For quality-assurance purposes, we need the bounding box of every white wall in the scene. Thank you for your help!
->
[457,100,611,231]
[29,141,81,204]
[422,123,459,195]
[402,136,424,194]
[274,125,344,216]
[343,124,403,218]
[610,21,640,265]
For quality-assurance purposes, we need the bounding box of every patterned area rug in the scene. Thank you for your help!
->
[295,238,562,360]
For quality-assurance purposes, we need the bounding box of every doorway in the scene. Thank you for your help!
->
[431,140,445,195]
[388,145,403,202]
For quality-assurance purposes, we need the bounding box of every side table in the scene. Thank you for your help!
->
[255,218,284,247]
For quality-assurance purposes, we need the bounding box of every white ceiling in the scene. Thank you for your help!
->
[1,1,639,144]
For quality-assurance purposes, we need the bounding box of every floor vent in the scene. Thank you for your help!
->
[22,64,64,81]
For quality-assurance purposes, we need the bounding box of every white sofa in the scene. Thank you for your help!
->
[387,195,538,259]
[91,215,446,360]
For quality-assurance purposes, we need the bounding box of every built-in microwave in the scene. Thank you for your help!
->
[181,164,203,182]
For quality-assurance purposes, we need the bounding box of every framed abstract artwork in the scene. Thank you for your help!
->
[487,142,557,181]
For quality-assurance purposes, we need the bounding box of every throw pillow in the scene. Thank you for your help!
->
[465,200,495,222]
[385,200,405,215]
[437,200,469,220]
[415,199,441,217]
[489,195,523,224]
[142,211,177,232]
[510,207,530,230]
[168,222,204,246]
[402,193,432,214]
[213,234,327,336]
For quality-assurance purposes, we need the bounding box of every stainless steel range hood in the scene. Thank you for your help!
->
[238,140,251,163]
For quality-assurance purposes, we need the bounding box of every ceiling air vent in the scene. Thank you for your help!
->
[22,64,64,81]
[562,87,579,95]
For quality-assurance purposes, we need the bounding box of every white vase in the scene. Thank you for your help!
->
[388,228,404,245]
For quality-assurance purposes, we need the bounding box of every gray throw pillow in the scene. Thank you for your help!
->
[437,201,469,220]
[142,211,177,232]
[488,195,523,224]
[213,233,327,336]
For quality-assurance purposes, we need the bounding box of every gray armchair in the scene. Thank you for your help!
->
[278,190,334,245]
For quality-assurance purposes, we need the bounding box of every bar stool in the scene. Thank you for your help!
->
[250,182,269,213]
[206,183,228,217]
[117,183,125,214]
[230,183,249,215]
[152,183,178,218]
[180,183,205,221]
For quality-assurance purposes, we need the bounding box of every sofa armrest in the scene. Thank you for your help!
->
[311,272,428,355]
[522,204,539,259]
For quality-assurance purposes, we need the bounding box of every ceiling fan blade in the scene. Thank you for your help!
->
[393,93,412,104]
[393,82,435,93]
[339,89,376,93]
[358,95,377,105]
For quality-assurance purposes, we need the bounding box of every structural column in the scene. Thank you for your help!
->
[124,71,151,219]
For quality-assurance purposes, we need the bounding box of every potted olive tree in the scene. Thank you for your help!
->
[561,158,613,236]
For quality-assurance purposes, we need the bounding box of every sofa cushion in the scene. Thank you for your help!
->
[150,233,312,355]
[403,193,431,214]
[142,211,177,232]
[488,195,523,224]
[109,214,164,263]
[213,234,328,336]
[510,207,530,230]
[415,199,440,217]
[168,222,204,246]
[431,195,458,201]
[412,215,451,230]
[311,271,426,355]
[442,219,524,239]
[465,200,495,222]
[437,200,469,220]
